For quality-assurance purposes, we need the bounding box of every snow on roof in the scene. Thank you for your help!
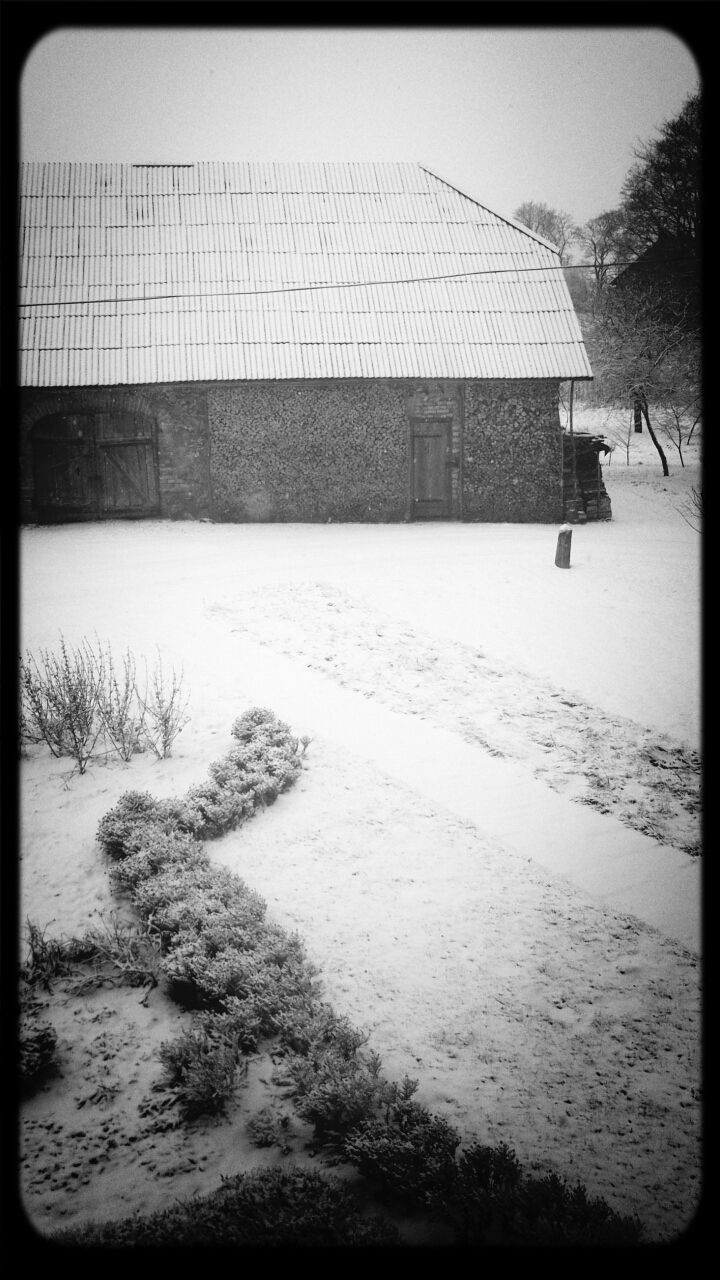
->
[18,161,593,387]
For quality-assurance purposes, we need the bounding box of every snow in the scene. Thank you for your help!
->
[18,415,703,1242]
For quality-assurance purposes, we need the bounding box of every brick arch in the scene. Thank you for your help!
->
[22,388,158,433]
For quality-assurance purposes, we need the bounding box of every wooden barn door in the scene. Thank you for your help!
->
[32,411,159,521]
[410,420,451,518]
[32,414,97,516]
[95,412,159,516]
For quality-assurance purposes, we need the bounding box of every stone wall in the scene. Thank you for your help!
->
[19,385,211,522]
[462,380,563,522]
[207,381,410,521]
[19,377,565,525]
[150,384,211,519]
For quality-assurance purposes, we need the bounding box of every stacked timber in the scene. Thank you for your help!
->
[562,433,612,522]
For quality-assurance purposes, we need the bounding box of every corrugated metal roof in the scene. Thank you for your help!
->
[18,161,592,386]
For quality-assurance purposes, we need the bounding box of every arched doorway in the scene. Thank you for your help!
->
[32,409,160,522]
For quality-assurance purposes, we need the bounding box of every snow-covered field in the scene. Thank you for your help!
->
[18,416,703,1244]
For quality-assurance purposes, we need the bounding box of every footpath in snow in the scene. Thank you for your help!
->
[208,624,701,956]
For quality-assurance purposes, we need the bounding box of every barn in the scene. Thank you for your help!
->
[18,161,593,525]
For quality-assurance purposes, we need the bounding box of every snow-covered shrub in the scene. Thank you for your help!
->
[52,1167,400,1247]
[170,778,257,839]
[161,919,310,1011]
[158,1019,244,1119]
[344,1091,462,1208]
[246,1105,295,1151]
[230,705,282,741]
[108,830,207,894]
[426,1141,643,1245]
[285,1040,391,1149]
[173,737,302,839]
[96,790,178,860]
[276,1002,367,1058]
[132,864,267,951]
[88,707,313,1121]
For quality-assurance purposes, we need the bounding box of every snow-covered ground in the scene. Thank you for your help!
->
[18,415,703,1243]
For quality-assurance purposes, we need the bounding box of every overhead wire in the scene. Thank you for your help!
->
[17,257,694,311]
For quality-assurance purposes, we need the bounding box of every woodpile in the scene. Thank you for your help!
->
[563,433,612,523]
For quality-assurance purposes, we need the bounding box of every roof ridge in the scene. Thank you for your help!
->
[418,164,562,257]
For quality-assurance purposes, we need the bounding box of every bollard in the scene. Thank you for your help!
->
[555,523,572,568]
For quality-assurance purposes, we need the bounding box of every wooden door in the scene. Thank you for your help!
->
[411,420,451,518]
[32,411,159,521]
[96,412,159,515]
[32,414,98,515]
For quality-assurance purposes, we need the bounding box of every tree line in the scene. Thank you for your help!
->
[514,93,701,474]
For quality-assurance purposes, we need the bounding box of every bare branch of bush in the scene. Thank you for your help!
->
[138,651,190,759]
[94,640,146,761]
[76,911,162,997]
[677,486,702,532]
[19,636,192,769]
[19,636,105,772]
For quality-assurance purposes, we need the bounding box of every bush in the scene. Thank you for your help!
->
[131,862,267,945]
[276,1001,368,1058]
[137,651,190,759]
[508,1169,643,1246]
[247,1105,295,1152]
[89,711,314,1119]
[20,919,95,989]
[230,705,285,741]
[157,1020,245,1120]
[206,995,268,1055]
[95,642,146,761]
[166,737,301,841]
[19,636,105,772]
[19,1004,59,1090]
[96,790,178,860]
[108,831,208,895]
[20,637,191,768]
[427,1142,643,1246]
[285,1039,392,1150]
[73,912,162,991]
[52,1167,400,1247]
[170,778,257,839]
[161,920,313,1012]
[344,1090,461,1208]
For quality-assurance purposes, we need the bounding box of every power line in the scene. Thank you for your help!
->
[18,262,569,310]
[17,256,699,311]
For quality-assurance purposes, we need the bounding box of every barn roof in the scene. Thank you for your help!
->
[18,161,592,387]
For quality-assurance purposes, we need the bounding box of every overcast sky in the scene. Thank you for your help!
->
[20,24,700,226]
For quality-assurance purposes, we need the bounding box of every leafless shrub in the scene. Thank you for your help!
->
[20,636,191,769]
[138,651,190,758]
[19,635,105,772]
[95,641,146,761]
[678,486,702,532]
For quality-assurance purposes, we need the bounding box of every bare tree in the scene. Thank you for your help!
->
[576,209,640,288]
[513,201,578,265]
[579,93,702,475]
[585,281,699,477]
[678,486,702,532]
[653,356,702,467]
